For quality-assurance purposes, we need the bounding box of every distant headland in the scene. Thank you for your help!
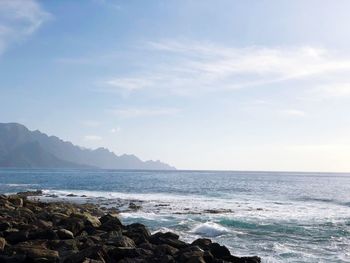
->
[0,123,175,170]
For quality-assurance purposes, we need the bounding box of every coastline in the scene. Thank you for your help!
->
[0,191,261,263]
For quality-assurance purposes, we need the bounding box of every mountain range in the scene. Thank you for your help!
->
[0,123,175,170]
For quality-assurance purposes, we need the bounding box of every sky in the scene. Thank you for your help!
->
[1,0,350,172]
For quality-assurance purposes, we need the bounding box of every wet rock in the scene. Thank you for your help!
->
[191,238,212,250]
[7,195,23,207]
[6,230,29,244]
[14,245,59,262]
[208,243,231,259]
[29,229,58,240]
[108,247,153,261]
[124,223,151,245]
[128,202,141,210]
[61,217,85,236]
[154,244,179,256]
[0,222,11,231]
[57,229,74,239]
[99,214,122,231]
[149,232,187,249]
[0,237,6,251]
[64,245,110,263]
[101,231,135,247]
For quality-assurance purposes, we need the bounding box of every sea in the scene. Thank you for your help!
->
[0,169,349,262]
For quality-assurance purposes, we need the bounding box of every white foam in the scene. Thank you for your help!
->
[191,222,229,237]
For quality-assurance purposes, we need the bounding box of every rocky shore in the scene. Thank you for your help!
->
[0,192,261,263]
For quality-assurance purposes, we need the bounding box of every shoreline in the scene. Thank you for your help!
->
[0,191,261,263]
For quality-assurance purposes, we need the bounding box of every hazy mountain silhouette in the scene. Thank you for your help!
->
[0,123,175,170]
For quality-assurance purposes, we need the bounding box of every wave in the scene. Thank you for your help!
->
[191,222,229,237]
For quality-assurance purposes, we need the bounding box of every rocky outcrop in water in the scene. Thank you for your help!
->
[0,192,260,263]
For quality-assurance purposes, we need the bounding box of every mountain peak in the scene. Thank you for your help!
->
[0,123,175,170]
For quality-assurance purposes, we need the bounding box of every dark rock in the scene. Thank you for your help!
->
[0,255,27,263]
[124,223,151,245]
[99,215,122,231]
[6,230,29,244]
[149,232,187,249]
[14,246,59,262]
[108,247,153,261]
[7,195,23,207]
[208,243,231,259]
[61,217,85,235]
[57,229,74,239]
[0,222,11,231]
[154,244,179,256]
[0,237,6,251]
[191,238,212,250]
[29,229,58,240]
[64,245,110,263]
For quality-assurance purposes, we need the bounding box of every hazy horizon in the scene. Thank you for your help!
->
[2,0,350,172]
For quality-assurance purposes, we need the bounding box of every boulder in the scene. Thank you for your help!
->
[6,230,29,244]
[63,245,110,263]
[8,195,23,207]
[99,215,122,232]
[0,237,6,251]
[57,229,74,239]
[14,246,59,262]
[208,243,231,259]
[123,223,151,245]
[191,238,212,250]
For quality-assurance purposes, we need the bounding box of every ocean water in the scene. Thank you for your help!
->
[0,169,349,262]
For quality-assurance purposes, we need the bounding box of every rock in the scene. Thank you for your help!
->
[99,214,122,231]
[17,190,43,197]
[64,245,110,263]
[101,231,135,247]
[108,247,153,261]
[154,244,179,256]
[14,246,59,262]
[57,229,74,239]
[208,243,231,259]
[0,237,6,251]
[0,255,27,263]
[0,222,11,231]
[123,223,151,245]
[8,195,23,207]
[61,217,85,235]
[6,230,29,244]
[149,232,187,249]
[128,202,141,210]
[72,213,101,228]
[29,229,58,240]
[191,238,212,250]
[66,194,78,197]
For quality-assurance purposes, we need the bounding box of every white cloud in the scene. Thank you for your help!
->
[110,127,121,133]
[110,107,180,118]
[312,83,350,98]
[0,0,51,55]
[84,135,103,141]
[102,40,350,96]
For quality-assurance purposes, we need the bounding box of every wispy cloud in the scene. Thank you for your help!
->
[0,0,51,55]
[110,107,180,118]
[101,40,350,96]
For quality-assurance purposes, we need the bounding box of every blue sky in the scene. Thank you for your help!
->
[1,0,350,171]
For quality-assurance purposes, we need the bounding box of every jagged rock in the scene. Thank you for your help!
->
[192,238,212,250]
[7,195,23,207]
[6,230,29,244]
[13,245,59,262]
[57,229,74,239]
[149,232,187,249]
[99,214,122,231]
[208,243,231,259]
[0,237,6,251]
[123,223,151,245]
[0,222,11,231]
[63,245,110,263]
